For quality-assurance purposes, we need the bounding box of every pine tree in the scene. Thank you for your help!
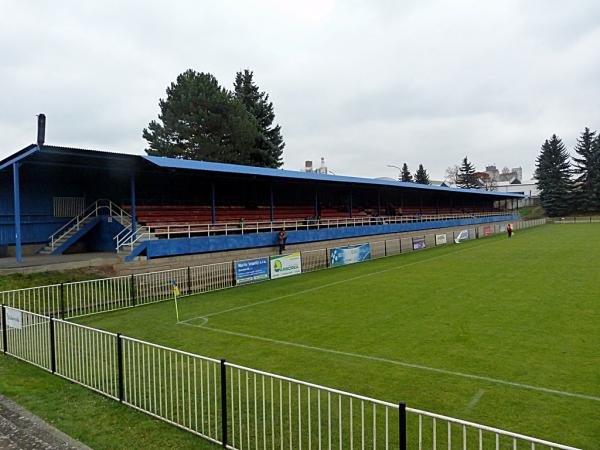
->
[414,164,430,184]
[233,70,285,168]
[534,134,574,216]
[572,127,600,212]
[143,70,264,166]
[400,163,413,182]
[456,157,478,189]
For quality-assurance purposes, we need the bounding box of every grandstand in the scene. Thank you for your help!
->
[0,144,523,263]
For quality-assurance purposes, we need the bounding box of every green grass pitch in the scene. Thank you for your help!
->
[77,224,600,448]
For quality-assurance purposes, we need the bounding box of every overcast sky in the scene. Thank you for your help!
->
[1,0,599,181]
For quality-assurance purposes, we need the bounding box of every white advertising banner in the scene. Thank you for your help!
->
[435,234,447,245]
[6,307,22,330]
[270,252,302,279]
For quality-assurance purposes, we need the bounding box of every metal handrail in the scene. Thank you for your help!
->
[115,211,511,252]
[406,406,579,449]
[224,360,578,449]
[49,199,131,250]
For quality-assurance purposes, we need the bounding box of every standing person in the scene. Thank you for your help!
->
[277,229,288,254]
[507,223,513,239]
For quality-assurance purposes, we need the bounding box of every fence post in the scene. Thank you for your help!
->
[398,401,407,450]
[117,333,124,402]
[130,275,136,307]
[60,283,65,320]
[187,266,192,294]
[1,305,7,354]
[220,359,228,448]
[49,317,56,373]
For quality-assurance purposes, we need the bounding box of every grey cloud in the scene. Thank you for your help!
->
[1,0,599,181]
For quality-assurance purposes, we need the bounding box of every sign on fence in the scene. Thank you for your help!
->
[5,307,22,329]
[329,243,371,267]
[454,229,469,243]
[484,225,493,236]
[235,257,270,285]
[270,252,302,279]
[435,234,447,245]
[413,237,426,250]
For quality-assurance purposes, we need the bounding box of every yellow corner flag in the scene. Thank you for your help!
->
[172,280,181,322]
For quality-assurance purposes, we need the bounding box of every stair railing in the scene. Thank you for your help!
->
[116,226,151,253]
[49,199,131,251]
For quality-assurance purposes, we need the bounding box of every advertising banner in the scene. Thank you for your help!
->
[435,234,447,245]
[412,237,426,250]
[329,243,371,267]
[6,307,22,330]
[235,257,270,285]
[270,252,302,279]
[498,224,507,233]
[484,226,493,236]
[454,229,469,244]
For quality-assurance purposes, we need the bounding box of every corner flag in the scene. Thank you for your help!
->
[172,280,181,322]
[172,279,181,297]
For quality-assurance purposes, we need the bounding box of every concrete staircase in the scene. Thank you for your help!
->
[41,199,136,256]
[38,216,99,255]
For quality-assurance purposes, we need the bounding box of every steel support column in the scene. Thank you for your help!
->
[269,185,274,222]
[211,183,216,224]
[13,163,22,263]
[130,174,137,240]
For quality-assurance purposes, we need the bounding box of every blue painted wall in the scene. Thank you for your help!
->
[68,216,124,253]
[141,215,518,260]
[0,164,130,247]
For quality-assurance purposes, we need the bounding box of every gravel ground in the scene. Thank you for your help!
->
[0,395,91,450]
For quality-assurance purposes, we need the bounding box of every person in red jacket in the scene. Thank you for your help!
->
[507,223,513,239]
[277,230,288,254]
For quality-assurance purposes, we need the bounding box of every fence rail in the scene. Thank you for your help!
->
[118,211,511,250]
[0,302,578,450]
[550,216,600,224]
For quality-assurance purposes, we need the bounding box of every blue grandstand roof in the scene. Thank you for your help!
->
[143,155,526,198]
[0,144,525,198]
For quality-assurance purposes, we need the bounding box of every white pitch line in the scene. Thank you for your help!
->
[181,239,490,324]
[467,389,485,410]
[179,320,600,404]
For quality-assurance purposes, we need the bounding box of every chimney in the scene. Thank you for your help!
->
[37,113,46,147]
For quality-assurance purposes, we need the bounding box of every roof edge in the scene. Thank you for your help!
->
[0,144,39,171]
[143,155,527,198]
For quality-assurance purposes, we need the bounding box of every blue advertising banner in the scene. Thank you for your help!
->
[329,243,371,267]
[235,257,270,285]
[413,237,426,250]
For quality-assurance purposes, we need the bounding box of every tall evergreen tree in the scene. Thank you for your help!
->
[400,163,413,182]
[572,127,600,212]
[414,164,430,184]
[143,70,266,166]
[456,157,478,189]
[534,134,574,216]
[233,70,284,168]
